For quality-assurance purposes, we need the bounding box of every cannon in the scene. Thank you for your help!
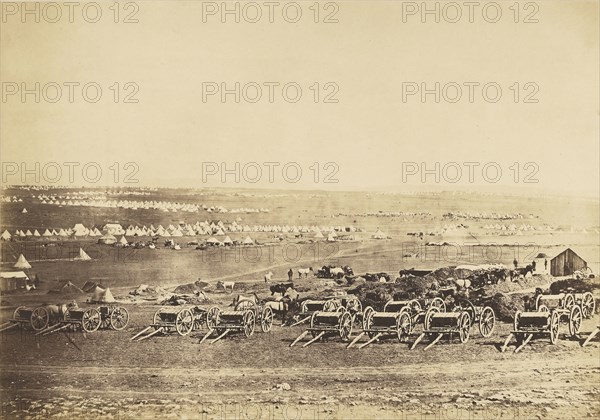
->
[290,297,348,327]
[0,306,54,332]
[361,297,446,333]
[290,309,353,347]
[410,308,471,350]
[451,299,496,338]
[347,309,412,348]
[36,305,129,336]
[131,306,218,341]
[232,298,274,333]
[199,308,257,343]
[501,305,583,353]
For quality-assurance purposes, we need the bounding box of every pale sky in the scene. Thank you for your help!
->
[1,1,598,196]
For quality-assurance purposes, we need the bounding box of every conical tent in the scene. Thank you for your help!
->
[119,236,128,245]
[92,286,116,303]
[14,254,32,269]
[21,208,28,213]
[314,231,324,239]
[1,230,11,240]
[76,248,92,260]
[242,235,254,245]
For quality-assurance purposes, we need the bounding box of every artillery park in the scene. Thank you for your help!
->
[0,186,598,419]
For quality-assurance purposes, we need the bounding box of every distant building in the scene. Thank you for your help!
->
[0,271,29,291]
[550,248,587,277]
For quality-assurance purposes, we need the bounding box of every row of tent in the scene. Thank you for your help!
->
[35,195,268,214]
[10,249,92,269]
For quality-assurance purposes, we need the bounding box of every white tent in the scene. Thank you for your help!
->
[33,229,41,237]
[326,233,337,242]
[222,235,233,245]
[314,231,324,239]
[42,229,52,237]
[372,228,388,239]
[1,230,11,240]
[75,248,92,261]
[119,236,128,245]
[21,208,28,213]
[242,235,254,245]
[91,286,115,303]
[14,254,32,269]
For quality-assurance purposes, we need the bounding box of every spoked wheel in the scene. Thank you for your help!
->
[338,311,352,341]
[260,307,274,332]
[153,308,164,331]
[581,293,595,318]
[323,299,338,312]
[362,306,375,330]
[206,306,220,329]
[409,299,422,314]
[364,311,376,338]
[458,312,471,343]
[235,299,256,312]
[424,307,440,331]
[30,307,49,331]
[309,312,320,338]
[243,310,255,337]
[549,311,559,344]
[455,299,476,326]
[81,308,101,332]
[568,305,582,337]
[345,297,362,314]
[429,297,446,312]
[13,306,26,320]
[478,306,496,338]
[396,310,412,342]
[110,306,129,330]
[562,293,575,310]
[175,309,194,336]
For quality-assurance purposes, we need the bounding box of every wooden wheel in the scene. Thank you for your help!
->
[458,312,471,343]
[345,297,362,314]
[478,306,495,338]
[455,299,476,326]
[309,312,320,338]
[549,311,559,344]
[206,306,220,329]
[338,311,352,341]
[260,307,273,332]
[175,309,194,336]
[30,307,49,331]
[514,311,522,331]
[235,299,256,312]
[243,310,255,337]
[323,299,338,312]
[362,306,374,330]
[581,292,595,318]
[534,294,544,311]
[424,307,440,331]
[562,293,575,310]
[568,305,582,337]
[81,308,101,332]
[429,297,446,312]
[300,301,309,314]
[153,308,164,330]
[110,306,129,330]
[364,311,376,338]
[13,306,26,320]
[396,310,412,342]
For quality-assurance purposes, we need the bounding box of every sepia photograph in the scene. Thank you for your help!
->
[0,1,599,419]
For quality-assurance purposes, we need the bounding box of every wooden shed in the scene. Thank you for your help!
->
[550,248,587,277]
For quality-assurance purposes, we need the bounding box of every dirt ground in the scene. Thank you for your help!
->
[1,299,599,420]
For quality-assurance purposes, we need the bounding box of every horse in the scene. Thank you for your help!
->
[297,267,313,278]
[264,271,274,283]
[231,293,259,308]
[264,296,301,325]
[46,301,78,324]
[216,281,235,292]
[270,283,294,295]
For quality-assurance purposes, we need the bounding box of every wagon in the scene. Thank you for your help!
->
[291,295,361,326]
[347,309,412,348]
[574,292,595,319]
[362,297,446,333]
[410,308,472,350]
[501,305,582,353]
[233,298,274,333]
[450,298,496,338]
[290,309,353,347]
[37,305,130,335]
[199,308,257,343]
[131,306,218,341]
[0,305,56,332]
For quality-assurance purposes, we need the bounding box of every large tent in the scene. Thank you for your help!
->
[75,248,92,261]
[0,230,11,240]
[14,254,32,269]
